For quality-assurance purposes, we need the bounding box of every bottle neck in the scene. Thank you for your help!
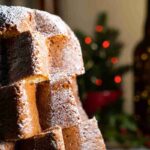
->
[144,21,150,39]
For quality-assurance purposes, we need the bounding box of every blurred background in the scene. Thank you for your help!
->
[1,0,150,149]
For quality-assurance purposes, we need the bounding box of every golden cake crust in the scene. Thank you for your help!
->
[36,73,81,130]
[0,6,105,150]
[0,5,84,86]
[16,126,65,150]
[0,80,41,141]
[63,118,106,150]
[1,31,49,84]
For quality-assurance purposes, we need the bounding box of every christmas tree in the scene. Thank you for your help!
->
[76,13,147,147]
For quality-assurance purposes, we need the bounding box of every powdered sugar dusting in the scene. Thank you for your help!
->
[35,10,69,38]
[79,118,106,149]
[0,6,104,149]
[0,5,69,38]
[0,5,32,33]
[48,29,85,75]
[63,118,106,150]
[49,73,81,128]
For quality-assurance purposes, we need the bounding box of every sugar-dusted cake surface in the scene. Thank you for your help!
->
[0,80,41,140]
[16,126,65,150]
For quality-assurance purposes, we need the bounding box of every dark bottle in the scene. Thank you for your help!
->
[134,0,150,133]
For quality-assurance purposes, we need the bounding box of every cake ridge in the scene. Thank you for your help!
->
[0,5,105,149]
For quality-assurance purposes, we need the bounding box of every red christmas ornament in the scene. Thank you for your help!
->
[114,75,122,84]
[102,40,110,48]
[84,90,121,116]
[84,37,92,44]
[95,79,103,86]
[95,25,103,32]
[111,57,119,64]
[120,128,128,135]
[145,135,150,148]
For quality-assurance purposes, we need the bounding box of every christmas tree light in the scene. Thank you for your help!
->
[84,36,92,44]
[111,57,119,64]
[114,75,122,84]
[95,79,103,86]
[95,25,103,32]
[102,40,110,48]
